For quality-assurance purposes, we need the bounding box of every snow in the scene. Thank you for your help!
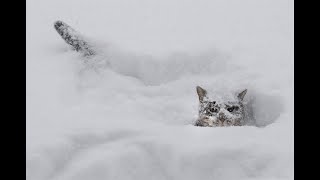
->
[26,0,293,179]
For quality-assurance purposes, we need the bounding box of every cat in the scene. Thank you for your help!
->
[195,86,248,127]
[54,20,250,127]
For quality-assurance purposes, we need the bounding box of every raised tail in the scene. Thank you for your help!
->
[54,20,95,56]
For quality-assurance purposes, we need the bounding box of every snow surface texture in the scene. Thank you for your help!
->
[26,0,293,180]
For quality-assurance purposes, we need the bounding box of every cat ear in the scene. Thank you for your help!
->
[196,86,207,102]
[237,89,247,101]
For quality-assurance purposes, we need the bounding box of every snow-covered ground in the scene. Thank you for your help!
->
[26,0,293,179]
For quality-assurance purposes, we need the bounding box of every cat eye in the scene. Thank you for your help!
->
[209,107,218,113]
[227,107,234,112]
[227,106,239,112]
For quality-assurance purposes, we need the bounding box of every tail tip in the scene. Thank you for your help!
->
[54,20,65,30]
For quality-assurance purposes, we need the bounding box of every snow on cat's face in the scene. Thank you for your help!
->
[195,86,247,127]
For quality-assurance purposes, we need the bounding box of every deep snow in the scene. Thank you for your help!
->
[26,0,293,179]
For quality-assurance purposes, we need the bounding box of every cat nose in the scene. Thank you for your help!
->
[218,112,226,120]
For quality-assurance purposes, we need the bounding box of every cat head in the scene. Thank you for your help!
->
[195,86,247,127]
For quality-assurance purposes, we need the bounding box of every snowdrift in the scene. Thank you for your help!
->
[26,0,293,179]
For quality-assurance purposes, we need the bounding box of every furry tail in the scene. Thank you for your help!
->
[54,20,95,56]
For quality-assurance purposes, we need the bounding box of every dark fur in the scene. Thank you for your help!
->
[54,21,95,56]
[195,86,247,127]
